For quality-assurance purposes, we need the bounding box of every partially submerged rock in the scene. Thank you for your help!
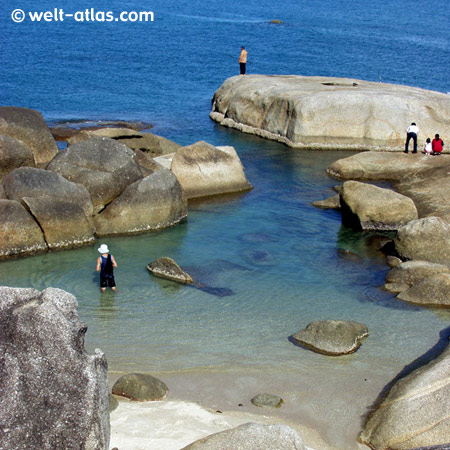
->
[360,341,450,449]
[291,320,369,356]
[94,169,187,236]
[181,423,307,450]
[340,181,418,230]
[395,216,450,265]
[147,256,194,284]
[0,287,110,449]
[112,373,168,401]
[0,106,59,166]
[170,141,252,199]
[386,260,450,287]
[0,200,47,258]
[312,194,340,210]
[211,75,450,150]
[251,393,284,408]
[397,273,450,306]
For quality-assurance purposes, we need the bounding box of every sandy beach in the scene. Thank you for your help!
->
[109,366,384,449]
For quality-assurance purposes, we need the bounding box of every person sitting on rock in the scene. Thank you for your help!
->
[431,133,444,155]
[423,138,432,155]
[404,122,419,153]
[96,244,117,292]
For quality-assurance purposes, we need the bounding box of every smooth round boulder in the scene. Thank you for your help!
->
[0,107,58,166]
[386,260,450,286]
[47,136,143,213]
[2,167,93,218]
[147,257,193,284]
[181,423,307,450]
[397,273,450,306]
[340,181,418,230]
[251,393,284,408]
[0,135,34,182]
[395,216,450,265]
[291,320,369,356]
[22,197,95,250]
[94,169,187,236]
[112,373,168,401]
[0,200,47,258]
[171,141,252,199]
[360,342,450,449]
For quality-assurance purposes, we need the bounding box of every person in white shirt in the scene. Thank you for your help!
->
[404,122,419,153]
[423,138,432,155]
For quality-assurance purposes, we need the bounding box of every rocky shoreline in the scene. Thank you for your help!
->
[0,106,252,259]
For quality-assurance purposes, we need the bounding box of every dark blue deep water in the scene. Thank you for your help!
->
[0,0,449,380]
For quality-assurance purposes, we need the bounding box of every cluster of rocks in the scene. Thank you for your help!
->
[311,151,450,448]
[0,106,252,259]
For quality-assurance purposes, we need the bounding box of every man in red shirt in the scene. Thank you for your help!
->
[431,134,445,155]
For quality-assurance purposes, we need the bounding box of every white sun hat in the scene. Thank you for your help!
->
[98,244,109,254]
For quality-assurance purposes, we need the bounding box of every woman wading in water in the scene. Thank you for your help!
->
[96,244,118,292]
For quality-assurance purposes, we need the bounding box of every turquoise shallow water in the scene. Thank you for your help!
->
[1,139,449,378]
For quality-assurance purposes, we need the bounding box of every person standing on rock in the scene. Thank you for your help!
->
[96,244,117,292]
[239,46,248,75]
[431,133,444,155]
[404,122,419,153]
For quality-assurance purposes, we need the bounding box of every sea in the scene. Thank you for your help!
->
[1,0,450,403]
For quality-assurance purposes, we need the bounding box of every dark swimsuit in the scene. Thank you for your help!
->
[100,254,116,288]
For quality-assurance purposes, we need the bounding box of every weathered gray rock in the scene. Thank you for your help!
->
[94,169,187,236]
[0,107,59,166]
[0,286,110,449]
[386,260,450,286]
[397,273,450,306]
[0,135,34,182]
[22,197,95,249]
[251,393,284,408]
[147,257,194,284]
[170,141,252,198]
[47,136,143,213]
[0,200,47,258]
[360,341,450,449]
[312,194,340,210]
[2,166,93,218]
[211,75,450,150]
[292,320,369,356]
[181,423,307,450]
[68,127,180,157]
[327,151,449,181]
[112,373,168,401]
[395,217,450,265]
[340,181,418,230]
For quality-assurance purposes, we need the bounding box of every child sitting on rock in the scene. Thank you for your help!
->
[423,138,432,155]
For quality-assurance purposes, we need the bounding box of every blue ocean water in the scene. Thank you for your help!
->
[1,0,449,380]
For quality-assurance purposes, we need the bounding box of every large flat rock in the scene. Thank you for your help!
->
[211,75,450,150]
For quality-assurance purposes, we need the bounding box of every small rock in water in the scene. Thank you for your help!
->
[112,373,168,401]
[291,320,369,356]
[147,256,194,284]
[251,393,284,408]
